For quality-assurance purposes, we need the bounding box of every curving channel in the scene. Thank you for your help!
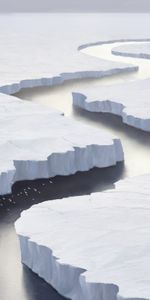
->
[1,41,150,300]
[16,41,150,178]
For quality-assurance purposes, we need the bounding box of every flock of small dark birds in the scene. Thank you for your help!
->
[0,178,53,212]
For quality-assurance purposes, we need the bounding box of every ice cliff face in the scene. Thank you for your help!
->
[0,15,149,132]
[4,13,150,300]
[0,93,123,195]
[15,174,150,300]
[73,78,150,131]
[1,14,144,195]
[1,14,150,194]
[112,42,150,59]
[0,14,141,93]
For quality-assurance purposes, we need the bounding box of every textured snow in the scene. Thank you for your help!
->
[0,14,147,131]
[0,13,150,93]
[0,92,123,195]
[73,78,150,131]
[1,14,150,191]
[15,174,150,300]
[112,42,150,59]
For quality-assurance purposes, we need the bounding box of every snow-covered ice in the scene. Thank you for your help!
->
[73,39,150,131]
[2,12,150,299]
[0,15,150,127]
[0,92,123,195]
[73,78,150,131]
[0,13,149,94]
[0,14,150,193]
[112,42,150,59]
[15,174,150,300]
[2,14,147,195]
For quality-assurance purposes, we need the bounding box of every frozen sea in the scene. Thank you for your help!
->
[1,12,150,300]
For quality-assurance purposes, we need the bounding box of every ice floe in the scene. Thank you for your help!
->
[73,78,150,131]
[112,42,150,59]
[1,14,149,94]
[0,16,150,189]
[15,174,150,300]
[0,93,123,195]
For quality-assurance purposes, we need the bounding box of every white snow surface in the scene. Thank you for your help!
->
[112,42,150,59]
[15,174,150,300]
[0,14,148,130]
[0,92,123,195]
[1,13,150,191]
[73,78,150,131]
[0,13,150,93]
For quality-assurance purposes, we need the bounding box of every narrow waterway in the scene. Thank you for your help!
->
[1,41,150,300]
[82,41,150,80]
[16,43,150,178]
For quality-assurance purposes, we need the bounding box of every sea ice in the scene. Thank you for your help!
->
[15,174,150,300]
[0,14,146,94]
[73,78,150,131]
[112,42,150,59]
[0,93,123,195]
[1,13,150,190]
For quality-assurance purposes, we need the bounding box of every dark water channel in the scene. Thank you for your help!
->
[1,75,150,300]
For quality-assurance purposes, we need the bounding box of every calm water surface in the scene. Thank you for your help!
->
[1,42,150,300]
